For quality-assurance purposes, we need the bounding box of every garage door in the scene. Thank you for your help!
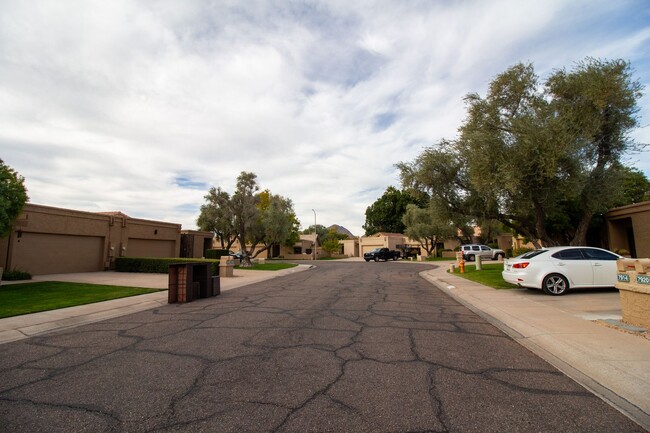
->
[362,245,381,255]
[12,232,104,275]
[128,239,176,258]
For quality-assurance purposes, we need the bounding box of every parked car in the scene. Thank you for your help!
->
[228,251,243,260]
[460,244,506,261]
[502,246,622,295]
[364,248,401,262]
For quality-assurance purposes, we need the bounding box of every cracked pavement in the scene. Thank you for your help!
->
[0,262,645,432]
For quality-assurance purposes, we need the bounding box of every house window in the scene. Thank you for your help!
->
[293,247,302,254]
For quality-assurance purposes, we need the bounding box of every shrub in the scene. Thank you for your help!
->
[115,257,219,275]
[511,247,534,258]
[204,249,230,259]
[614,248,630,257]
[2,268,32,281]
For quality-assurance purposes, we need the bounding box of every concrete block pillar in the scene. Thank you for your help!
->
[219,256,235,278]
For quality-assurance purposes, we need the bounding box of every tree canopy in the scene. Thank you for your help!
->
[399,58,644,247]
[320,227,348,256]
[0,160,28,237]
[197,172,299,266]
[402,204,456,257]
[302,224,328,238]
[363,186,425,236]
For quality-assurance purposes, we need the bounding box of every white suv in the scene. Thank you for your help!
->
[460,244,506,261]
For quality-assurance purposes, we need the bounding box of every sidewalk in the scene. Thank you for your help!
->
[0,265,311,345]
[421,265,650,431]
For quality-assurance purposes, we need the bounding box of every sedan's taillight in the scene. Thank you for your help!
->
[513,262,530,269]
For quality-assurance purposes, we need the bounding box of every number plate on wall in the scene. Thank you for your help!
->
[636,275,650,285]
[617,274,630,282]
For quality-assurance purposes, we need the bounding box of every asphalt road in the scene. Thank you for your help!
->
[0,261,645,432]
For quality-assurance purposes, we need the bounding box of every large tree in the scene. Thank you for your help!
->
[363,186,425,235]
[255,189,301,256]
[0,159,28,237]
[402,204,456,257]
[197,172,299,267]
[197,186,237,250]
[399,58,643,247]
[617,167,650,206]
[547,58,643,244]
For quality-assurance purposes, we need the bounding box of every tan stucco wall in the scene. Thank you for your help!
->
[339,239,359,257]
[359,234,404,255]
[607,201,650,258]
[1,204,181,275]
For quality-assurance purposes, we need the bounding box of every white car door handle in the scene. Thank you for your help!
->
[593,263,602,267]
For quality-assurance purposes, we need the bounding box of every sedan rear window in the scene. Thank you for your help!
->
[520,250,548,259]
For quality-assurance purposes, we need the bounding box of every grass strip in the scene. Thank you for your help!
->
[235,263,298,271]
[449,263,519,290]
[0,281,162,319]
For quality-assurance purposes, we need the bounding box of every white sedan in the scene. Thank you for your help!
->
[502,246,621,295]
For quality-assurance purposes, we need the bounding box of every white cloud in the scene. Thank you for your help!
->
[1,0,649,235]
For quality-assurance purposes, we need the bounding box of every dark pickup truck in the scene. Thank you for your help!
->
[364,247,401,262]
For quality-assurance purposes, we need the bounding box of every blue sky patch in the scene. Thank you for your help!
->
[175,176,208,190]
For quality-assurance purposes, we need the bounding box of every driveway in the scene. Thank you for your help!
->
[0,262,644,432]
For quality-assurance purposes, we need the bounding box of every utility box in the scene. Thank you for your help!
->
[168,262,220,303]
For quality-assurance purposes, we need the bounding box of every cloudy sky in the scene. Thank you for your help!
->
[1,0,649,236]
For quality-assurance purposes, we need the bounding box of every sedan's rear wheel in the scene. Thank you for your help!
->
[542,274,569,296]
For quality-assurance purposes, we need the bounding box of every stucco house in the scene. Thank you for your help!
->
[1,204,184,276]
[223,233,323,260]
[606,200,650,258]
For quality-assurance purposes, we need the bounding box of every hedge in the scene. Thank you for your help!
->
[2,268,32,281]
[204,249,230,259]
[115,257,220,275]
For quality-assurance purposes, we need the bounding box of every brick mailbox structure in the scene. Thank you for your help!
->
[615,258,650,329]
[168,262,220,304]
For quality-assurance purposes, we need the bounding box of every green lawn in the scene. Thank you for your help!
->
[235,263,298,271]
[0,281,163,319]
[449,263,519,290]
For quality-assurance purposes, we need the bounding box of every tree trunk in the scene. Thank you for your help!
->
[570,211,591,246]
[421,238,435,256]
[236,234,253,268]
[499,218,543,249]
[534,202,558,247]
